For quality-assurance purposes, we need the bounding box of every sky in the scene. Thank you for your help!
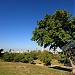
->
[0,0,75,51]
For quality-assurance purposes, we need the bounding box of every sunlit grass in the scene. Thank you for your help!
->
[0,61,72,75]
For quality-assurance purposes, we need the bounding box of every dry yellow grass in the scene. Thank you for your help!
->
[0,61,72,75]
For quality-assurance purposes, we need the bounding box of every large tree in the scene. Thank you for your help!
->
[31,10,75,73]
[31,10,75,50]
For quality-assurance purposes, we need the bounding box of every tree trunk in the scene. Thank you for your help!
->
[70,59,75,74]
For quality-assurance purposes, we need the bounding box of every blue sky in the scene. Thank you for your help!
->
[0,0,74,51]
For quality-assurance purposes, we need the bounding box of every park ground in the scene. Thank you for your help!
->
[0,60,72,75]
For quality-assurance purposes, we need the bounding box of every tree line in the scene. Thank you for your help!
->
[0,49,70,66]
[0,49,53,65]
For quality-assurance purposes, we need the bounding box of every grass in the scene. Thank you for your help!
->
[34,60,43,64]
[0,61,72,75]
[51,59,59,65]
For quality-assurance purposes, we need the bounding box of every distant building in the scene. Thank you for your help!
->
[9,50,24,53]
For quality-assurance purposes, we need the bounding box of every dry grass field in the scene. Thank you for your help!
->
[0,61,72,75]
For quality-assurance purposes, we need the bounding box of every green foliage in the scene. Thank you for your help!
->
[31,10,75,50]
[2,52,9,61]
[29,51,38,60]
[22,55,29,63]
[14,53,23,62]
[62,41,75,63]
[29,57,34,63]
[2,52,15,62]
[58,52,70,65]
[2,52,35,63]
[1,50,53,65]
[0,49,4,57]
[52,54,59,60]
[58,52,66,64]
[38,50,52,65]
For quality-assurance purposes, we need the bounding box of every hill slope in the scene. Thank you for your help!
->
[0,61,72,75]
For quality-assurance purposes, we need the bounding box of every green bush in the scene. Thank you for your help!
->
[2,52,15,62]
[29,51,38,60]
[14,54,21,62]
[2,50,52,65]
[29,57,34,64]
[38,50,52,65]
[22,53,35,63]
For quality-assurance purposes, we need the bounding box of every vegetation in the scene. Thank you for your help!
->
[38,50,52,65]
[1,49,68,66]
[62,41,75,62]
[0,10,75,74]
[0,60,72,75]
[31,10,75,74]
[0,47,73,74]
[2,52,34,63]
[0,49,4,57]
[1,50,53,65]
[31,10,75,50]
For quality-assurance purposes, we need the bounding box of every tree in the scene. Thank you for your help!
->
[62,41,75,74]
[31,10,75,73]
[2,52,10,61]
[58,52,69,65]
[14,53,23,62]
[29,51,38,60]
[31,10,75,50]
[0,49,4,57]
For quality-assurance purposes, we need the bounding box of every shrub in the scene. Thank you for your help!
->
[38,50,52,65]
[29,51,38,60]
[2,52,15,62]
[22,54,29,63]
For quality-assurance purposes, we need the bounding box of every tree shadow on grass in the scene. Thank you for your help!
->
[49,66,72,72]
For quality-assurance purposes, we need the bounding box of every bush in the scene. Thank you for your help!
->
[2,52,34,63]
[14,54,21,62]
[38,50,52,65]
[29,51,38,60]
[22,54,29,63]
[29,57,34,64]
[2,50,52,65]
[2,52,15,62]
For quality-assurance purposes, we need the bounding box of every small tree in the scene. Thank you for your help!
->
[29,51,38,60]
[14,53,23,62]
[0,49,4,57]
[2,52,10,62]
[22,56,29,63]
[38,50,51,65]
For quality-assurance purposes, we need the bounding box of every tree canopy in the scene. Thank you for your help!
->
[31,10,75,50]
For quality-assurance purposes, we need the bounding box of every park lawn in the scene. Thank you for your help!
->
[0,61,72,75]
